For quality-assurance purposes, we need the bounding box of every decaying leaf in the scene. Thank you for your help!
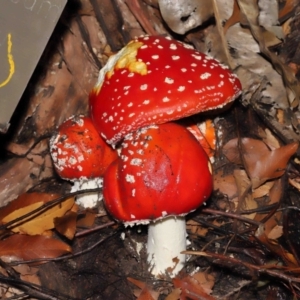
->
[76,210,97,228]
[127,277,159,300]
[0,256,41,286]
[255,230,297,267]
[252,181,274,199]
[0,192,75,235]
[192,272,215,295]
[233,169,257,219]
[289,177,300,191]
[0,193,58,220]
[258,0,284,42]
[54,210,78,240]
[223,138,298,188]
[254,178,283,242]
[213,170,238,201]
[258,128,281,150]
[223,0,240,34]
[172,272,215,300]
[0,234,71,261]
[267,225,283,240]
[237,0,300,104]
[165,287,181,300]
[187,219,209,237]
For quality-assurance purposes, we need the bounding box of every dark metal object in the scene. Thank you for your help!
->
[0,0,67,133]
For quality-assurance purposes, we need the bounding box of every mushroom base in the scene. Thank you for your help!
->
[147,216,186,277]
[71,177,103,208]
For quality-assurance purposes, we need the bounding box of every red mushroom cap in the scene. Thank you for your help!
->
[103,122,213,224]
[50,115,118,180]
[90,35,242,145]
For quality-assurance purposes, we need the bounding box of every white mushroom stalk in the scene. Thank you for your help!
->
[147,216,186,277]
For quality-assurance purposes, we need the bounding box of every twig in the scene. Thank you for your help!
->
[201,208,262,227]
[75,221,116,237]
[183,250,300,289]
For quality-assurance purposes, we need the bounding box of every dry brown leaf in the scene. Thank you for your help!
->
[187,220,208,237]
[137,288,157,300]
[0,234,71,261]
[268,178,283,205]
[191,272,215,295]
[0,255,41,288]
[268,225,283,240]
[267,210,281,229]
[233,169,257,219]
[165,288,181,300]
[255,231,297,267]
[212,219,224,228]
[223,0,240,34]
[127,277,159,300]
[253,177,282,223]
[237,0,300,104]
[213,170,238,201]
[0,193,75,235]
[222,138,243,164]
[223,138,298,188]
[252,181,274,199]
[233,169,251,193]
[0,193,59,221]
[173,273,216,300]
[282,17,292,37]
[54,210,78,240]
[1,257,41,286]
[256,210,282,237]
[258,128,280,150]
[289,177,300,191]
[76,210,97,227]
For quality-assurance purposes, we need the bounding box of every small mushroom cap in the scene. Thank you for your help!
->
[90,35,242,145]
[103,122,213,224]
[50,115,117,180]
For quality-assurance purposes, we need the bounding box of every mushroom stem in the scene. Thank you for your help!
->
[70,177,103,208]
[147,216,186,277]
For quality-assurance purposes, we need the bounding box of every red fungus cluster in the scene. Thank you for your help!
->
[50,35,242,277]
[50,115,117,207]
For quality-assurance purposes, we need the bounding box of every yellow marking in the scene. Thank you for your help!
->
[107,41,147,79]
[0,33,15,88]
[93,40,148,95]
